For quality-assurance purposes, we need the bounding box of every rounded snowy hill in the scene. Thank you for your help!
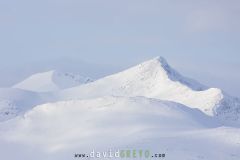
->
[13,70,92,92]
[0,96,239,160]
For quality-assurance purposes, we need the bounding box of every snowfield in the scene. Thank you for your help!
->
[0,57,240,160]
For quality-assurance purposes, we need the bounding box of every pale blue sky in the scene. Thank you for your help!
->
[0,0,240,96]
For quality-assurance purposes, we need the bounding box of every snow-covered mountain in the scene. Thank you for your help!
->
[1,56,240,160]
[59,57,240,126]
[1,57,239,126]
[13,70,92,92]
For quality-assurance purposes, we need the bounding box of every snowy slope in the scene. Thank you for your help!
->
[13,70,92,92]
[0,96,239,160]
[59,57,240,126]
[0,88,53,121]
[1,70,92,121]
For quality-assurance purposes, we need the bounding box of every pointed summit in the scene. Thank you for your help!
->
[154,56,169,65]
[135,56,207,91]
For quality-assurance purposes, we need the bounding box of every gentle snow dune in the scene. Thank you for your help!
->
[0,96,239,160]
[13,70,92,92]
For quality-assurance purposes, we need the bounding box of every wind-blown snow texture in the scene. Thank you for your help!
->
[0,57,240,160]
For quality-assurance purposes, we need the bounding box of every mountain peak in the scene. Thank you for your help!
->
[154,56,168,65]
[141,56,168,66]
[137,57,207,91]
